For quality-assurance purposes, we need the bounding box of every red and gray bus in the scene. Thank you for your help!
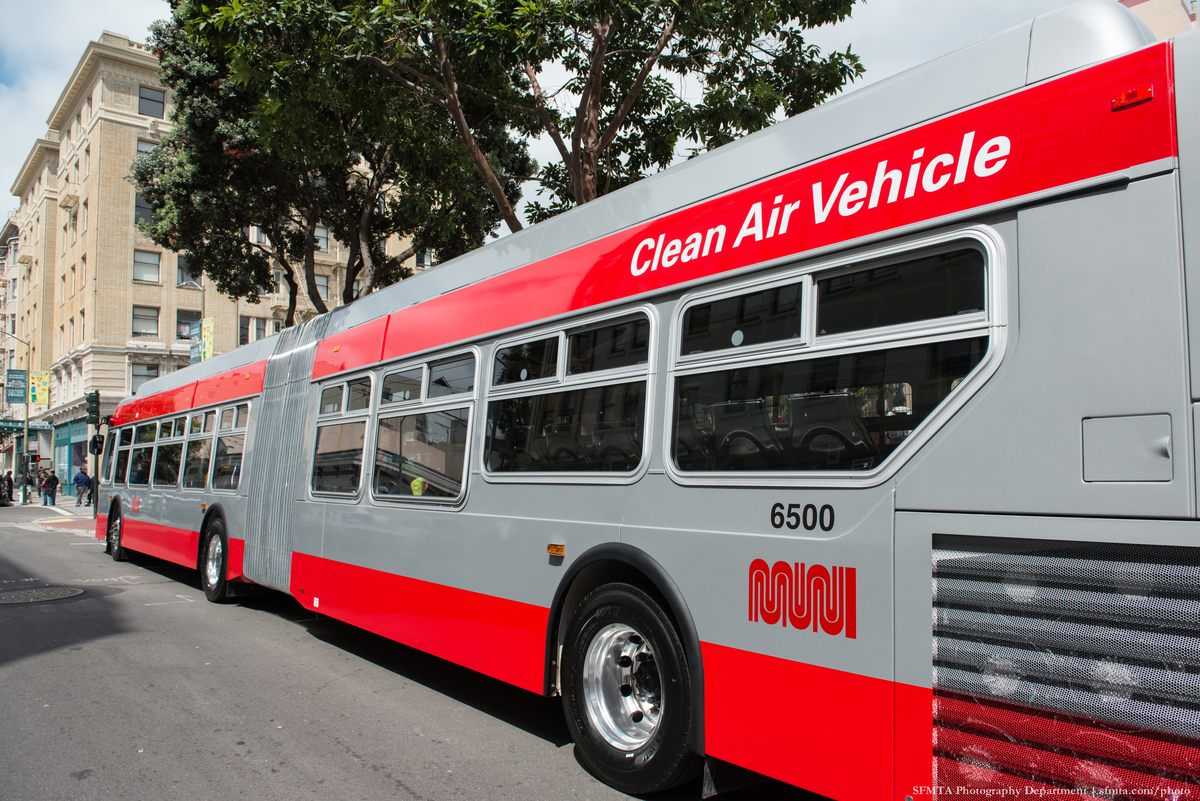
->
[95,3,1200,797]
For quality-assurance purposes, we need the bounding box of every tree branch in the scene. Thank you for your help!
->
[354,54,449,108]
[523,62,573,166]
[597,12,678,155]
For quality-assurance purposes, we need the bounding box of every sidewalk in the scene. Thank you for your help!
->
[38,517,97,533]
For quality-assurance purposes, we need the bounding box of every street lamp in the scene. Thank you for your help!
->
[4,332,32,504]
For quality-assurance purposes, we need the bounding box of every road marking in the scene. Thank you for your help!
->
[67,576,144,585]
[41,507,75,517]
[145,594,196,606]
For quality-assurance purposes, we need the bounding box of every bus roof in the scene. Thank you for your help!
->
[127,0,1152,407]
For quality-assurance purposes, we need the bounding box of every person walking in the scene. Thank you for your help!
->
[3,472,12,506]
[42,470,58,506]
[73,466,90,506]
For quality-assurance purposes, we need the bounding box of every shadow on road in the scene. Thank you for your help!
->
[127,554,826,801]
[0,551,132,668]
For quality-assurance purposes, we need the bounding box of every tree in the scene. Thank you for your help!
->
[193,0,863,230]
[131,9,320,323]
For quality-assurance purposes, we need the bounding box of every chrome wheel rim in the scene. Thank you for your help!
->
[582,623,662,750]
[108,515,120,551]
[204,535,222,589]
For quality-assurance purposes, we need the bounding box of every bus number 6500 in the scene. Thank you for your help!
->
[770,502,834,532]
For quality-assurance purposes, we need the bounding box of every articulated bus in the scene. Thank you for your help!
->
[95,3,1200,798]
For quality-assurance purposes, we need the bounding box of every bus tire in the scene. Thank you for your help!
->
[200,519,229,603]
[561,582,699,795]
[108,509,128,562]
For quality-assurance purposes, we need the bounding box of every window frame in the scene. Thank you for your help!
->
[138,86,166,119]
[664,225,1007,489]
[180,410,217,492]
[211,402,251,494]
[368,347,479,507]
[310,372,374,501]
[482,307,656,485]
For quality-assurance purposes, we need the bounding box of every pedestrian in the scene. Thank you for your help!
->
[36,469,45,504]
[42,471,58,506]
[73,465,90,506]
[3,471,12,506]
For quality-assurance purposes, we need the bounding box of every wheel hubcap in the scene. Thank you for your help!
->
[582,623,662,750]
[205,535,222,589]
[108,516,120,551]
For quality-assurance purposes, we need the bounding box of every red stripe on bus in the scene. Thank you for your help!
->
[94,513,107,541]
[935,693,1200,782]
[311,315,389,380]
[701,641,893,799]
[226,536,245,581]
[365,45,1174,369]
[112,362,267,426]
[290,552,549,694]
[120,518,200,569]
[897,681,935,794]
[935,725,1196,796]
[933,755,1104,800]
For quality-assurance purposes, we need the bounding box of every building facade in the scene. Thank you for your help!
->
[1120,0,1198,38]
[7,31,410,496]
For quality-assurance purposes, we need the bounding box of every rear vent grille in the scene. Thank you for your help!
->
[932,535,1200,798]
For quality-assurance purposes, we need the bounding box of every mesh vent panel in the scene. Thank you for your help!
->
[932,535,1200,798]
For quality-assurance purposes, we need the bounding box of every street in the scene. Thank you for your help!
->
[0,504,817,801]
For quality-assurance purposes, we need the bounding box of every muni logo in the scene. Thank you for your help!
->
[748,560,857,638]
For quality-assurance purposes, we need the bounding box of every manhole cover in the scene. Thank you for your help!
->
[0,587,84,604]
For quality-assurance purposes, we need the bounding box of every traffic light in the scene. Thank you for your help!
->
[86,391,101,427]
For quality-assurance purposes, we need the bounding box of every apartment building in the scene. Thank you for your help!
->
[1120,0,1198,38]
[9,31,395,492]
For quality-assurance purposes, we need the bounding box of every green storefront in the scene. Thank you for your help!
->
[54,418,88,498]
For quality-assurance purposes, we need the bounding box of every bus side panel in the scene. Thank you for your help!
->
[895,177,1192,519]
[121,518,200,569]
[621,477,896,799]
[296,551,549,693]
[1174,28,1200,400]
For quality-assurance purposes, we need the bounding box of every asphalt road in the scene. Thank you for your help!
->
[0,504,821,801]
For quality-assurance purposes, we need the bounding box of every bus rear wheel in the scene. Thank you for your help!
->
[200,519,229,603]
[561,583,699,795]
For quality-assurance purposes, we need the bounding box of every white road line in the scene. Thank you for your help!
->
[41,507,75,517]
[144,594,196,606]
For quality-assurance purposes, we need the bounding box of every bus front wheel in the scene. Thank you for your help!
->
[107,510,127,562]
[200,519,229,603]
[561,582,699,795]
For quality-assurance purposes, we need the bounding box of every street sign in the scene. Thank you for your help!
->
[0,419,50,433]
[189,321,202,364]
[5,370,26,404]
[29,371,48,405]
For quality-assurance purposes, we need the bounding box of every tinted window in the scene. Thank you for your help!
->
[189,414,203,436]
[320,386,343,414]
[235,405,248,428]
[212,435,245,490]
[128,447,153,486]
[569,315,650,374]
[681,282,803,355]
[101,432,116,480]
[135,424,157,444]
[114,450,131,484]
[816,249,984,336]
[311,422,367,494]
[174,418,187,437]
[347,378,371,412]
[429,355,475,397]
[382,368,422,404]
[672,337,987,471]
[153,443,183,487]
[374,409,469,499]
[220,408,235,430]
[182,439,211,489]
[486,382,645,472]
[493,339,557,385]
[119,428,133,447]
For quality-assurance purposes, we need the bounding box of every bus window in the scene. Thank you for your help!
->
[153,443,183,487]
[494,338,557,386]
[173,418,187,438]
[128,445,153,486]
[320,386,343,415]
[374,409,469,499]
[113,450,131,485]
[381,367,422,404]
[219,408,236,430]
[101,431,116,482]
[182,438,212,490]
[212,435,245,491]
[816,248,984,337]
[135,424,157,444]
[429,354,476,397]
[347,378,372,412]
[569,314,650,374]
[681,282,803,356]
[486,381,645,472]
[311,422,367,495]
[119,428,133,447]
[235,404,249,428]
[672,338,986,471]
[188,414,203,436]
[203,411,215,432]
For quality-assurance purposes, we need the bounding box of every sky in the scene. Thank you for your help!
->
[0,0,1105,222]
